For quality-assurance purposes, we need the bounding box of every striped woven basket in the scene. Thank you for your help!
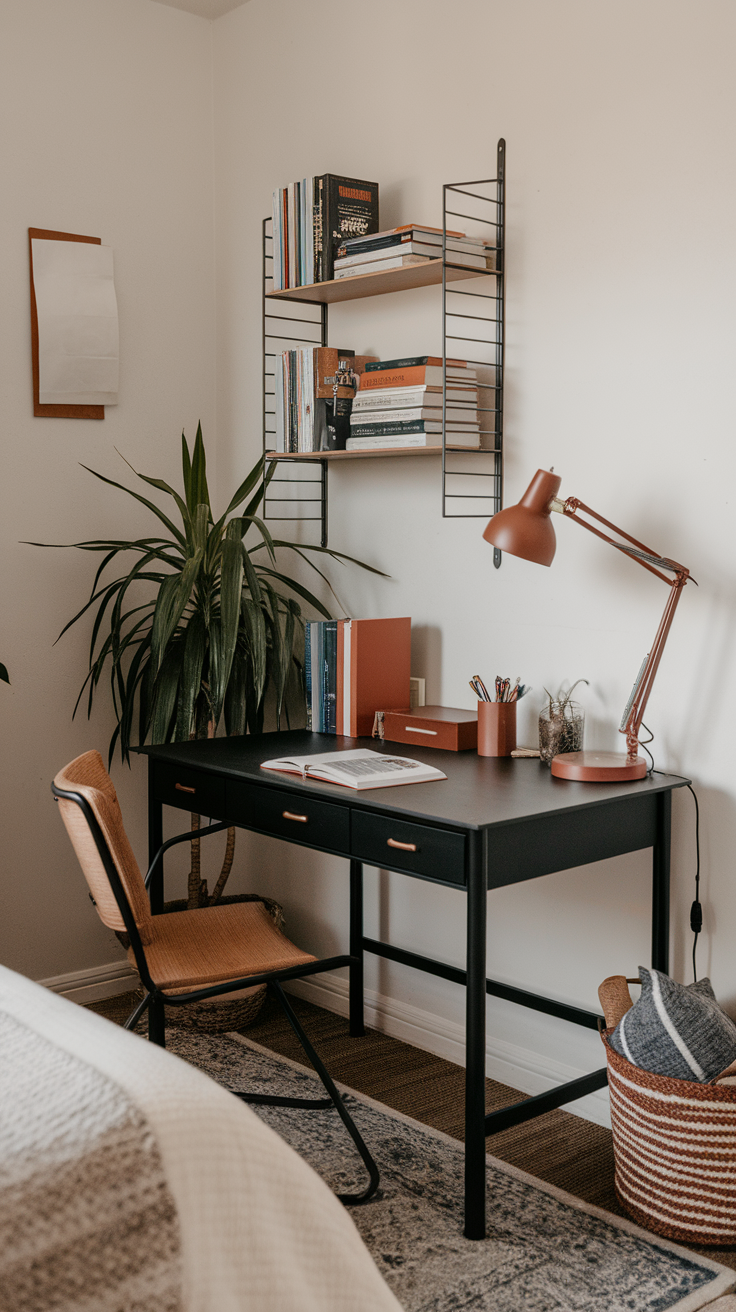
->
[600,976,736,1246]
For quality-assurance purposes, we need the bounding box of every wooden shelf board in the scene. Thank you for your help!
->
[265,260,494,305]
[265,447,493,462]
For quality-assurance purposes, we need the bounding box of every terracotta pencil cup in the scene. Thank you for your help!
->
[477,701,517,757]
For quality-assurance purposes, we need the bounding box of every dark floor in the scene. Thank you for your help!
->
[89,990,736,1272]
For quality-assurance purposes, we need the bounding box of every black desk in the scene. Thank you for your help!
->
[141,730,688,1240]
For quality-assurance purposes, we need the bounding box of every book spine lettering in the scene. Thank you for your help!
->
[323,175,379,282]
[314,623,324,732]
[359,366,435,390]
[350,420,431,437]
[364,356,467,372]
[324,620,337,734]
[314,176,323,283]
[305,623,313,730]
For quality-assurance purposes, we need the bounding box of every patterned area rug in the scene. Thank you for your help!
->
[165,1029,735,1312]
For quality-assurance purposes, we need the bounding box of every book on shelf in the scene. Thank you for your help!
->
[306,617,411,738]
[273,346,377,453]
[349,406,479,426]
[358,364,476,390]
[337,223,495,265]
[338,223,486,252]
[335,241,493,273]
[323,176,379,282]
[334,253,432,279]
[349,418,479,438]
[352,385,479,410]
[363,356,469,371]
[271,174,379,290]
[346,433,482,451]
[260,748,446,791]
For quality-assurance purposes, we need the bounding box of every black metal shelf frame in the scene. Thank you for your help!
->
[443,139,505,568]
[262,140,505,563]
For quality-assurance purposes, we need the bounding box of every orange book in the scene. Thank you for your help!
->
[359,365,474,391]
[336,618,411,738]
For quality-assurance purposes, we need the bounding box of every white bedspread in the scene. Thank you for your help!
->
[0,966,401,1312]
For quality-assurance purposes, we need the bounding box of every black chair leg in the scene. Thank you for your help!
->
[124,991,151,1032]
[148,995,166,1047]
[269,981,380,1204]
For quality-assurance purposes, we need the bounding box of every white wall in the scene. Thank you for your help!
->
[211,0,736,1113]
[5,0,734,1122]
[0,0,216,979]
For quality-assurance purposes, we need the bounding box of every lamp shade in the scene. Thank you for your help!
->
[482,469,562,566]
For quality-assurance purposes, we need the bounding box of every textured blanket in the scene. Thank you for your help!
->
[0,1009,182,1312]
[0,966,400,1312]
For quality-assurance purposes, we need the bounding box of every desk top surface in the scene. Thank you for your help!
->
[140,731,688,833]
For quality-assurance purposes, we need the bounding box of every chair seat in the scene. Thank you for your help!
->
[129,899,315,992]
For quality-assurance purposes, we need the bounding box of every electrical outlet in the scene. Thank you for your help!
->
[409,677,426,709]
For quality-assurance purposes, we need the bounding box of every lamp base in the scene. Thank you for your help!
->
[550,751,647,782]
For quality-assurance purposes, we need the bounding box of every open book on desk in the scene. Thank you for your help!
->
[259,748,447,791]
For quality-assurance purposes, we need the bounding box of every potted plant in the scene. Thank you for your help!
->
[37,428,382,1026]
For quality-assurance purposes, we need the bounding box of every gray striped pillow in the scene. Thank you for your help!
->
[609,966,736,1083]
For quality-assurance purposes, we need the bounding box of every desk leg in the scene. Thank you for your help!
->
[349,859,365,1037]
[464,830,487,1240]
[652,789,671,973]
[147,766,164,916]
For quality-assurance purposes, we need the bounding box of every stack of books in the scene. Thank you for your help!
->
[347,357,481,451]
[274,347,377,453]
[271,175,379,289]
[306,617,411,737]
[334,224,495,280]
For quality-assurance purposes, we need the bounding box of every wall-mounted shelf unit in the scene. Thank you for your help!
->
[262,140,505,566]
[265,257,485,304]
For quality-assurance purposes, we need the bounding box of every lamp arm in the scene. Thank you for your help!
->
[621,575,687,756]
[551,496,690,762]
[554,497,688,586]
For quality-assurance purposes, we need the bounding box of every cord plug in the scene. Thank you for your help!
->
[690,900,703,934]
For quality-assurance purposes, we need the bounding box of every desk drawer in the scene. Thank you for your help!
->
[351,811,466,886]
[153,762,226,816]
[226,781,350,853]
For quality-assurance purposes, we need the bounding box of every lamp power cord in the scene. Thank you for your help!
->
[645,729,702,982]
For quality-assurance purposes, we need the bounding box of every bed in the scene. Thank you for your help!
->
[0,964,401,1312]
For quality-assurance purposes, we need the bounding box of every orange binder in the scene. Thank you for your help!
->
[336,618,411,738]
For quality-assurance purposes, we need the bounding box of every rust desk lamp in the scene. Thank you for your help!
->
[483,468,691,782]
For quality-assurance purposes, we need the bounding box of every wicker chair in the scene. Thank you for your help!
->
[52,750,379,1204]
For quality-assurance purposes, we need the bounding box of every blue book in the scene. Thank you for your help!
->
[313,623,323,732]
[323,621,337,734]
[304,623,313,730]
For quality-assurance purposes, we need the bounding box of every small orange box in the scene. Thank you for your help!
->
[381,705,478,752]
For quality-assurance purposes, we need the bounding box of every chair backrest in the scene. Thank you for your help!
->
[54,750,152,945]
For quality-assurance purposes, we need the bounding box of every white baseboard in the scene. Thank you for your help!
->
[287,974,611,1129]
[37,958,610,1128]
[39,960,138,1005]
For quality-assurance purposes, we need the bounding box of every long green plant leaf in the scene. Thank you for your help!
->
[78,466,187,547]
[42,433,387,765]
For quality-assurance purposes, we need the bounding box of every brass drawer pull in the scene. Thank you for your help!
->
[387,837,417,852]
[283,810,308,823]
[175,782,196,794]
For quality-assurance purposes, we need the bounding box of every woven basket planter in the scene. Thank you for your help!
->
[120,894,284,1034]
[603,1032,736,1245]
